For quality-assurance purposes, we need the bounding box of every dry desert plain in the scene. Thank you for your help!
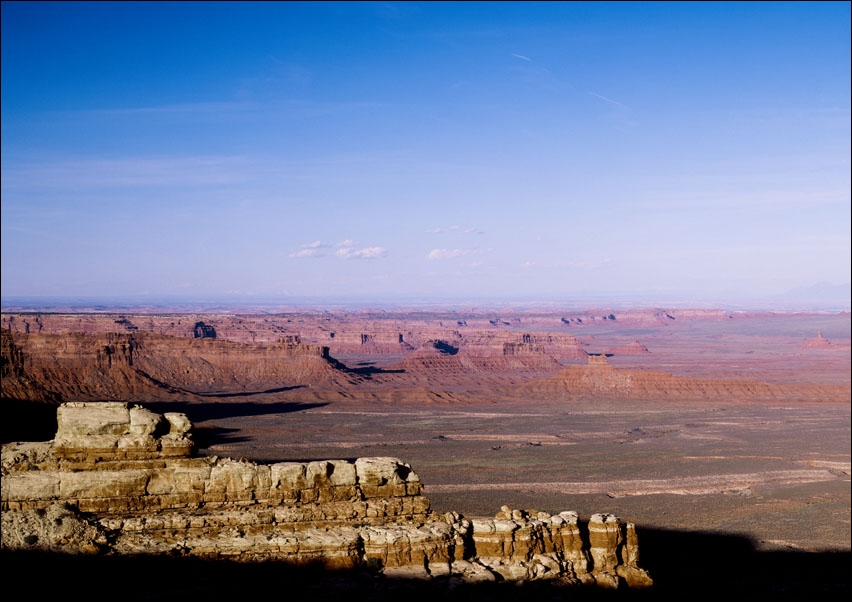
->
[1,307,850,598]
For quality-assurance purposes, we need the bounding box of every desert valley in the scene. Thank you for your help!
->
[1,306,849,599]
[4,3,849,600]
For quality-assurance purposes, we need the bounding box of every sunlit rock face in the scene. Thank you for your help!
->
[2,402,651,588]
[0,329,360,402]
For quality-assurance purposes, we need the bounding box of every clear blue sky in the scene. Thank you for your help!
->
[2,2,850,307]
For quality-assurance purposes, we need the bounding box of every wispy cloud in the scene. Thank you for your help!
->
[74,101,262,116]
[511,53,533,62]
[1,156,251,190]
[336,246,387,259]
[426,225,480,234]
[427,248,491,260]
[588,92,637,127]
[290,239,386,259]
[289,240,331,258]
[289,248,320,259]
[58,99,388,120]
[588,92,625,107]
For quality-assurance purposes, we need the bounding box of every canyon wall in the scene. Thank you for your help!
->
[0,310,725,358]
[2,402,652,588]
[5,327,847,404]
[1,329,360,402]
[520,357,851,402]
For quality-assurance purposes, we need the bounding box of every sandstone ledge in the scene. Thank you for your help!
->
[1,402,651,588]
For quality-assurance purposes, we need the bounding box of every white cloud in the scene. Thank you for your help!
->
[291,239,385,259]
[336,246,387,259]
[289,248,320,258]
[358,247,387,258]
[512,53,533,62]
[427,248,490,260]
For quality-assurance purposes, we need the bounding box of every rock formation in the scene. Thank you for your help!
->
[801,331,835,349]
[520,356,850,402]
[0,310,655,360]
[458,332,588,361]
[2,402,652,589]
[391,339,564,387]
[0,329,361,402]
[610,339,651,355]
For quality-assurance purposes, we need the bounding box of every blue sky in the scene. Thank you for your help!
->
[2,2,850,307]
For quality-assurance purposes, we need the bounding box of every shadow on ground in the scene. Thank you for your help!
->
[1,398,59,443]
[0,399,327,445]
[1,529,848,602]
[637,527,850,599]
[143,400,331,449]
[140,400,328,422]
[191,385,308,398]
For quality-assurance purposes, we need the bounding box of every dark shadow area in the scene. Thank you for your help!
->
[433,340,459,355]
[0,549,625,602]
[140,400,329,423]
[191,425,253,449]
[134,368,308,398]
[324,354,405,376]
[3,529,849,601]
[1,399,327,446]
[244,455,364,464]
[2,538,850,602]
[1,398,59,443]
[192,385,307,398]
[345,365,406,375]
[636,526,850,600]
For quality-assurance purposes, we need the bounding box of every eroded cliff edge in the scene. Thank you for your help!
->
[2,402,651,589]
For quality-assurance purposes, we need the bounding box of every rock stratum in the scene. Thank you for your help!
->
[519,356,849,402]
[1,329,360,402]
[4,327,847,404]
[0,308,736,347]
[1,402,652,589]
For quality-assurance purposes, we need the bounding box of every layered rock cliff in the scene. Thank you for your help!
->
[0,329,361,402]
[609,339,651,356]
[0,310,661,359]
[2,402,652,589]
[520,357,850,402]
[390,339,565,386]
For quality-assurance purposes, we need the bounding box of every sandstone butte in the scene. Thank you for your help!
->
[1,402,652,590]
